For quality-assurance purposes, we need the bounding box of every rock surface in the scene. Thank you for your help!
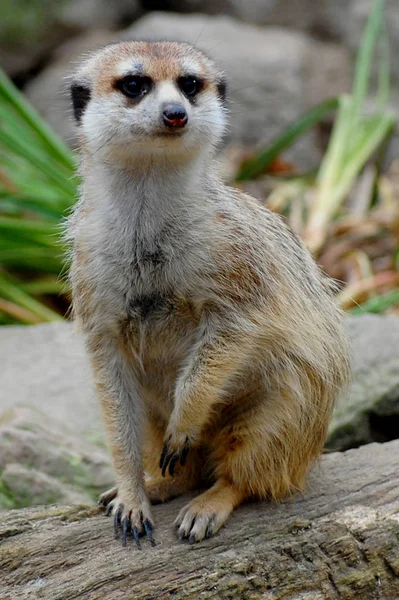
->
[0,407,113,509]
[328,314,399,450]
[1,440,399,599]
[0,322,100,436]
[153,0,343,35]
[0,0,140,77]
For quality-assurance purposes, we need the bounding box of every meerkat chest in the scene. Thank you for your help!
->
[74,200,212,369]
[94,230,202,350]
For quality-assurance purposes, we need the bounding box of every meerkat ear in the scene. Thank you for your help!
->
[70,81,91,124]
[216,77,227,106]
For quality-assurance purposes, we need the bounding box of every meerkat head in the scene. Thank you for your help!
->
[70,41,227,165]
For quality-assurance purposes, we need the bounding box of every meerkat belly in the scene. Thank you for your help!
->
[125,290,199,405]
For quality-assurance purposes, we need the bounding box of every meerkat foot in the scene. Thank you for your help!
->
[174,479,245,543]
[100,490,155,548]
[98,486,118,507]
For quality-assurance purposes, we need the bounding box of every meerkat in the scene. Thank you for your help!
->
[68,41,350,547]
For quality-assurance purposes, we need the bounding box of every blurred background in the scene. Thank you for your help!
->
[1,0,399,510]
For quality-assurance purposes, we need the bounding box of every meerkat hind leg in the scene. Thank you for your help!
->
[144,475,198,505]
[174,478,245,543]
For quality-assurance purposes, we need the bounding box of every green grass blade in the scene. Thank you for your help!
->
[332,115,395,203]
[0,216,60,235]
[21,279,67,296]
[377,28,391,110]
[235,97,339,181]
[0,128,75,195]
[352,0,384,119]
[316,95,353,189]
[0,68,75,171]
[0,274,64,322]
[350,288,399,314]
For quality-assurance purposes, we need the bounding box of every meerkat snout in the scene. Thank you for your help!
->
[162,103,188,129]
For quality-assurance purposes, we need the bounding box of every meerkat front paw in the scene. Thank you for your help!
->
[99,488,155,548]
[159,431,190,477]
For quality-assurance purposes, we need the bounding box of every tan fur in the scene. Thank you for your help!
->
[68,41,350,544]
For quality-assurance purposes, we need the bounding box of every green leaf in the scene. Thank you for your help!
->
[235,97,339,181]
[350,289,399,314]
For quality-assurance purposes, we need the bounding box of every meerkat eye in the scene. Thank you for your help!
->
[116,75,152,98]
[178,76,202,98]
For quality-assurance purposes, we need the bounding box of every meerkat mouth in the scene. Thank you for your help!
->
[152,130,186,138]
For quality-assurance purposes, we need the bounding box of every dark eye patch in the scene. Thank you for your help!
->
[70,83,91,124]
[115,75,152,99]
[217,77,227,105]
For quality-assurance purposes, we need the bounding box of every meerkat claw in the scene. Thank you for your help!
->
[132,525,141,548]
[180,438,190,466]
[121,516,129,546]
[160,436,190,477]
[101,496,156,548]
[144,519,156,546]
[114,506,123,537]
[98,486,118,507]
[168,455,179,477]
[159,442,168,469]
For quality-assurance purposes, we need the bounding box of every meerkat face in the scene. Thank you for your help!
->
[71,42,227,163]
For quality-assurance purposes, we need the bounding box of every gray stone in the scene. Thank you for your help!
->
[0,0,73,77]
[0,321,100,437]
[146,0,352,38]
[59,0,141,32]
[328,314,399,450]
[0,406,113,509]
[0,0,140,77]
[0,463,87,508]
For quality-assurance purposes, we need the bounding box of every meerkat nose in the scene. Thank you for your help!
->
[162,104,188,128]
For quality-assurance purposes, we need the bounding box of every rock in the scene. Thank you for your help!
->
[0,464,87,508]
[0,0,140,78]
[328,314,399,450]
[0,0,74,77]
[142,0,351,38]
[24,31,115,148]
[59,0,141,32]
[0,322,101,437]
[0,407,113,509]
[304,41,351,110]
